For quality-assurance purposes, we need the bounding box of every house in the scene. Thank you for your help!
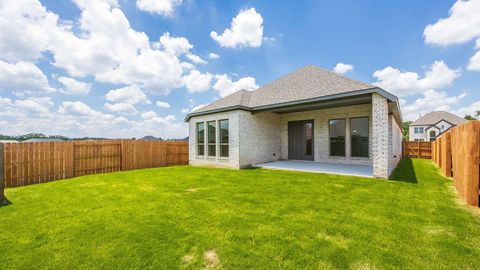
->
[185,65,403,178]
[409,111,466,142]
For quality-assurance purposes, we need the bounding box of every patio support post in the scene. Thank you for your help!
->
[372,93,389,178]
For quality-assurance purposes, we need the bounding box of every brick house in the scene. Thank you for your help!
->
[409,111,466,142]
[185,65,403,178]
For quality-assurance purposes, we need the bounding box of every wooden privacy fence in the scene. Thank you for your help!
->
[432,121,480,207]
[402,141,432,159]
[1,140,188,188]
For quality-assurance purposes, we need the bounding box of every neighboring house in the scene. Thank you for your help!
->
[409,111,466,142]
[185,65,403,178]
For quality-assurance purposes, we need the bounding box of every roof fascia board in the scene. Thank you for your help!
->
[185,87,400,122]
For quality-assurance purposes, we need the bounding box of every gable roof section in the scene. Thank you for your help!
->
[186,65,399,120]
[411,111,466,126]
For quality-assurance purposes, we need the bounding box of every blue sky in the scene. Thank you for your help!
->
[0,0,479,138]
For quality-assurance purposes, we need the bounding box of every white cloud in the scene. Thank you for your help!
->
[0,0,186,94]
[333,63,354,74]
[372,60,460,97]
[140,110,157,120]
[136,0,182,17]
[186,53,207,64]
[424,0,480,71]
[156,101,171,108]
[104,102,138,115]
[183,70,213,92]
[59,101,100,117]
[469,40,480,70]
[0,60,54,94]
[210,8,264,48]
[424,0,480,45]
[213,74,258,97]
[57,76,91,95]
[157,32,192,56]
[0,96,188,139]
[180,62,195,70]
[0,0,58,62]
[181,108,190,114]
[208,53,220,59]
[401,90,466,120]
[105,85,150,105]
[452,100,480,118]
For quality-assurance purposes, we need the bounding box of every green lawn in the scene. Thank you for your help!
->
[1,159,479,269]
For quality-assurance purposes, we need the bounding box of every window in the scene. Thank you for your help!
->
[329,119,346,156]
[350,117,369,157]
[414,139,424,142]
[196,122,205,156]
[429,130,436,142]
[219,119,229,157]
[207,121,216,157]
[414,127,424,134]
[305,122,313,156]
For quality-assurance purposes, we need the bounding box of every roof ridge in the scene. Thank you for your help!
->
[309,65,375,89]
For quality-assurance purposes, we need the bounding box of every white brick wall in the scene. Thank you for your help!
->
[189,110,241,168]
[238,111,281,166]
[279,104,373,165]
[388,114,402,176]
[372,93,389,178]
[188,110,281,168]
[188,96,402,177]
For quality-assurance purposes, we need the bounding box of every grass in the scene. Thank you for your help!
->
[1,158,479,269]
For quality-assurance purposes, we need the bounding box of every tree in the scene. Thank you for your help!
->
[402,121,412,141]
[464,115,476,120]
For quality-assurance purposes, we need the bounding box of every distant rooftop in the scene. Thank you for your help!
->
[411,111,466,126]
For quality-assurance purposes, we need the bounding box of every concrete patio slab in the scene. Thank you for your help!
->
[253,160,373,177]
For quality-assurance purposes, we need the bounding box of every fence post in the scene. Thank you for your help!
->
[0,143,5,205]
[65,142,74,179]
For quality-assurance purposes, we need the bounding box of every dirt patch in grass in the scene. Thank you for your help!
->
[204,250,219,268]
[317,232,350,249]
[351,262,377,270]
[182,253,195,263]
[186,188,198,193]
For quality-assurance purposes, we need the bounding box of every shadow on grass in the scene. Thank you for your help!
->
[389,158,418,184]
[0,197,12,208]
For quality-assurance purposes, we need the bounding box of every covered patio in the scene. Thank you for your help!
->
[253,160,373,177]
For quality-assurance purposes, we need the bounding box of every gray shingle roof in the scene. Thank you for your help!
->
[194,89,251,113]
[411,111,466,126]
[188,65,394,119]
[249,65,375,107]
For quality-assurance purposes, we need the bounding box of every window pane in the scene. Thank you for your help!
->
[208,145,216,156]
[207,121,216,157]
[196,122,204,144]
[197,144,204,156]
[329,119,345,156]
[220,145,229,157]
[351,117,369,157]
[219,120,229,144]
[207,121,216,144]
[305,122,312,156]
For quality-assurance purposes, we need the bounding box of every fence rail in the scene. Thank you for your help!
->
[432,121,480,207]
[402,141,432,159]
[1,140,188,188]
